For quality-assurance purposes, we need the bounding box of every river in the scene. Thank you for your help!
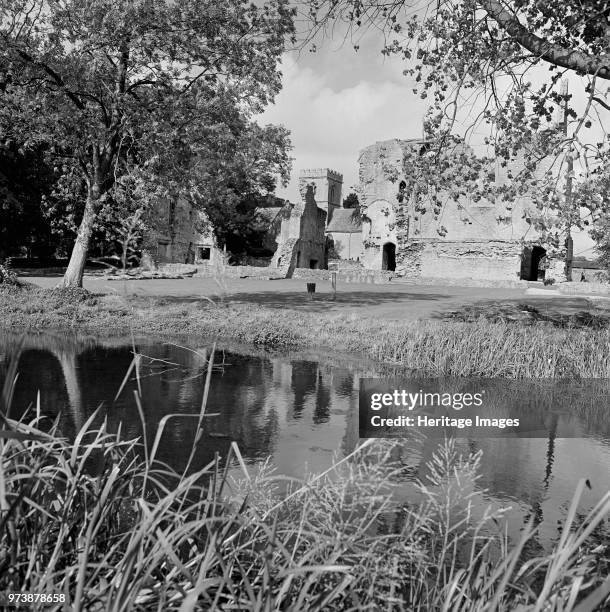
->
[1,330,609,551]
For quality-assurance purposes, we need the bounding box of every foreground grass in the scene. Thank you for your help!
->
[2,283,610,377]
[1,415,609,611]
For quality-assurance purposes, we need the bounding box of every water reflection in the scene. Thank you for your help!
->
[1,331,609,550]
[0,333,368,477]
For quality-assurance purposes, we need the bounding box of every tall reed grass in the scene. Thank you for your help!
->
[1,349,609,611]
[3,283,610,376]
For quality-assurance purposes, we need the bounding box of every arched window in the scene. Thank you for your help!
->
[398,180,407,203]
[168,200,176,227]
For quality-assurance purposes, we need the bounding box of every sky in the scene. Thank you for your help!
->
[256,25,429,202]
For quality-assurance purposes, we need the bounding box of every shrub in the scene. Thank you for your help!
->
[0,262,19,286]
[0,411,608,609]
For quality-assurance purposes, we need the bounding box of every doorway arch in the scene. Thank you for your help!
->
[520,246,547,281]
[382,242,396,271]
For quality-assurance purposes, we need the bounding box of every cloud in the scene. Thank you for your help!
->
[257,53,427,201]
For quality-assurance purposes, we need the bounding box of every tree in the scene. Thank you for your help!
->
[0,140,56,261]
[305,1,610,252]
[0,0,295,287]
[190,121,292,252]
[95,169,152,272]
[579,166,610,275]
[342,192,360,209]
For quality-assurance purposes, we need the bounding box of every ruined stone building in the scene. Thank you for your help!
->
[355,138,591,282]
[268,170,338,275]
[142,168,342,277]
[142,196,219,268]
[143,137,596,283]
[261,141,590,284]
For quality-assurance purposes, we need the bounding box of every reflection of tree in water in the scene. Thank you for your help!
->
[543,414,558,489]
[291,361,318,419]
[1,336,342,472]
[313,369,331,425]
[4,349,77,433]
[522,414,559,559]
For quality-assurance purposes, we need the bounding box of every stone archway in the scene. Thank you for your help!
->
[382,242,396,272]
[520,246,547,281]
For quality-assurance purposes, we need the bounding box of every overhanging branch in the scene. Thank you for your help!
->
[480,0,610,80]
[15,48,86,109]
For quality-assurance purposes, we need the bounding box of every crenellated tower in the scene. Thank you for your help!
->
[298,168,343,225]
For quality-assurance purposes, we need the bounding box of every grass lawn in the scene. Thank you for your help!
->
[2,281,610,377]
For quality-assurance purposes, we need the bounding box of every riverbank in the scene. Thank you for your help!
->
[2,282,610,609]
[2,282,610,377]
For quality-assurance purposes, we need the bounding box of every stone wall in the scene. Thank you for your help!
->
[271,237,300,277]
[194,263,284,279]
[413,241,522,281]
[572,267,606,282]
[295,204,327,269]
[391,239,575,282]
[558,280,610,294]
[358,139,405,271]
[356,137,586,283]
[143,197,218,269]
[157,263,198,276]
[328,259,365,271]
[327,231,362,261]
[269,183,328,276]
[292,267,394,283]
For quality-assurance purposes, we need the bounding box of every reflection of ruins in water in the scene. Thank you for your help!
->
[1,331,609,549]
[0,332,367,477]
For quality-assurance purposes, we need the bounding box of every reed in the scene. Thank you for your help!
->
[0,351,608,610]
[3,284,610,377]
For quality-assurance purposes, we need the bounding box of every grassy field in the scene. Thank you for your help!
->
[2,282,610,377]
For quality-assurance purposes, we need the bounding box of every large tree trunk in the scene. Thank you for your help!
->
[60,187,100,288]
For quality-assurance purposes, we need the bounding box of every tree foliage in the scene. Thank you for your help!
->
[0,140,56,260]
[305,0,610,252]
[342,192,360,209]
[190,121,292,251]
[0,0,295,285]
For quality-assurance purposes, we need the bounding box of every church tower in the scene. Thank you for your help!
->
[298,168,343,225]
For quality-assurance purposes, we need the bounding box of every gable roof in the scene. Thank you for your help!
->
[326,208,362,233]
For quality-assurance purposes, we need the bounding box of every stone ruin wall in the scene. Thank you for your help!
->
[357,138,561,281]
[357,140,403,271]
[145,179,330,278]
[143,197,217,269]
[397,241,523,281]
[269,181,328,275]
